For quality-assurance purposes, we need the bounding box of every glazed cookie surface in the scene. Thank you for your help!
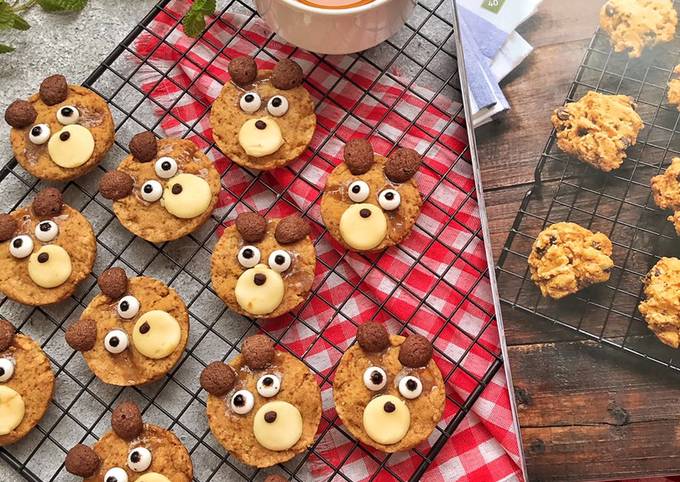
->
[65,401,193,482]
[639,258,680,348]
[600,0,677,58]
[4,75,115,181]
[211,213,316,318]
[669,66,680,110]
[100,133,221,243]
[201,335,322,467]
[211,56,316,170]
[66,269,189,386]
[651,157,680,235]
[333,323,445,452]
[528,222,614,299]
[0,319,54,446]
[0,188,96,306]
[551,91,643,172]
[320,139,422,252]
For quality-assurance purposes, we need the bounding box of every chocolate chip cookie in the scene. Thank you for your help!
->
[600,0,677,58]
[528,222,614,299]
[551,91,643,172]
[639,258,680,348]
[651,157,680,235]
[668,65,680,110]
[201,335,322,467]
[4,75,115,181]
[333,323,445,452]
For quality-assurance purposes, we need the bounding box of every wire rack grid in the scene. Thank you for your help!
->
[497,7,680,372]
[0,1,506,481]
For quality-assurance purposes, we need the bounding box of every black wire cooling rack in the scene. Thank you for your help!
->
[497,12,680,372]
[0,1,507,481]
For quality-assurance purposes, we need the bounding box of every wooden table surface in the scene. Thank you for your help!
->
[475,1,680,480]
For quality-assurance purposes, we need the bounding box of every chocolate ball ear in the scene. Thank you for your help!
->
[343,139,374,175]
[99,171,134,200]
[111,401,143,441]
[32,188,63,218]
[398,334,433,368]
[271,58,304,90]
[275,216,310,245]
[65,319,97,352]
[39,74,69,106]
[356,322,390,352]
[0,214,17,242]
[229,56,258,86]
[235,212,267,243]
[242,335,275,370]
[0,319,15,352]
[129,131,158,162]
[65,444,101,478]
[385,148,421,183]
[200,361,236,396]
[98,267,128,299]
[5,100,37,128]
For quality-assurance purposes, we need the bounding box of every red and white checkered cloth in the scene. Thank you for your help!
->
[132,1,523,480]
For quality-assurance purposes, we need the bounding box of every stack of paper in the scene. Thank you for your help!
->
[456,0,543,127]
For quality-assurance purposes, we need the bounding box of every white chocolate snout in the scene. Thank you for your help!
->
[135,473,172,482]
[161,173,212,219]
[253,400,303,451]
[238,117,284,157]
[234,264,285,315]
[27,245,72,288]
[47,124,95,169]
[339,203,387,251]
[362,394,410,445]
[0,385,25,436]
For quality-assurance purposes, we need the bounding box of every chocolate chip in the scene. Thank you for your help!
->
[65,444,101,478]
[98,267,128,299]
[4,100,37,129]
[170,183,182,195]
[37,252,49,263]
[39,74,69,106]
[0,214,17,242]
[264,411,277,423]
[605,3,615,16]
[383,401,396,413]
[360,208,371,218]
[32,188,63,218]
[139,322,150,334]
[398,334,433,368]
[577,127,589,137]
[111,401,143,441]
[356,322,390,352]
[200,361,236,396]
[235,212,267,243]
[99,171,134,201]
[555,107,570,121]
[254,273,267,286]
[343,138,374,175]
[59,131,70,142]
[275,215,310,245]
[0,319,15,352]
[229,56,258,86]
[65,318,97,352]
[128,131,158,162]
[242,334,275,370]
[255,120,267,130]
[271,58,304,90]
[385,148,421,183]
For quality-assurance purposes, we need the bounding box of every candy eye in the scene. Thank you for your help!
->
[230,389,254,415]
[348,181,370,202]
[256,374,281,398]
[117,295,140,319]
[378,189,401,211]
[29,124,50,145]
[104,330,129,354]
[363,366,386,391]
[9,235,33,259]
[239,92,262,113]
[268,250,291,272]
[0,359,15,382]
[35,221,58,242]
[127,446,152,472]
[154,157,178,179]
[103,467,128,482]
[237,245,261,268]
[267,95,289,117]
[56,105,80,125]
[140,180,163,202]
[398,375,423,399]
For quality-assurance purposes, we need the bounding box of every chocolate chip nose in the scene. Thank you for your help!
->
[254,273,266,286]
[59,131,70,142]
[383,401,396,413]
[360,208,371,218]
[255,120,267,130]
[37,252,49,263]
[264,411,277,423]
[139,322,150,334]
[171,184,183,195]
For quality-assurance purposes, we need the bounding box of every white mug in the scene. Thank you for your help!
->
[255,0,416,55]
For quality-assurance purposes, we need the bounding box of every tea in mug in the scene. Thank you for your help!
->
[296,0,376,8]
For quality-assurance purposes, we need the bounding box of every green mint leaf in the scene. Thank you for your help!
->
[0,43,14,53]
[38,0,88,12]
[182,0,216,38]
[0,2,30,31]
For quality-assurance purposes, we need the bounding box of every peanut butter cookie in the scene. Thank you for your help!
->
[551,91,643,172]
[528,222,614,299]
[639,257,680,348]
[668,66,680,110]
[651,157,680,235]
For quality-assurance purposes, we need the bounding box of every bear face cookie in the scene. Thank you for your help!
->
[201,335,322,467]
[99,133,221,243]
[0,188,96,306]
[211,213,316,318]
[333,323,445,452]
[65,401,193,482]
[320,139,422,252]
[210,56,316,170]
[4,75,115,181]
[0,319,54,446]
[65,268,189,386]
